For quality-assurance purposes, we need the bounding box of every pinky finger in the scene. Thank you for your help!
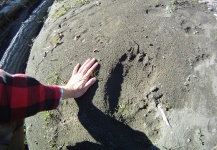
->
[73,63,80,75]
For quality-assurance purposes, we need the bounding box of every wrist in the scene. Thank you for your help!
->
[59,86,74,99]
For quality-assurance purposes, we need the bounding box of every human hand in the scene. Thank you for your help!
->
[60,58,98,99]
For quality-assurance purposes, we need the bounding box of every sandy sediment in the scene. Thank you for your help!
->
[199,0,217,19]
[25,0,217,149]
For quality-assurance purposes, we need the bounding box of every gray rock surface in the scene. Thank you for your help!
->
[25,0,217,149]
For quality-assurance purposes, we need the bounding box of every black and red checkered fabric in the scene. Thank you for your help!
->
[0,69,60,122]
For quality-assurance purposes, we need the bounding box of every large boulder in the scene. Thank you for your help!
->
[25,0,217,149]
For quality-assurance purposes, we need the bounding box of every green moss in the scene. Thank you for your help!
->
[50,37,59,45]
[74,0,90,6]
[166,104,172,111]
[166,0,176,13]
[41,111,52,126]
[23,126,28,145]
[42,111,52,120]
[47,73,59,84]
[215,35,217,40]
[53,0,91,19]
[55,0,64,2]
[37,16,47,24]
[54,4,69,18]
[91,70,99,79]
[116,104,129,113]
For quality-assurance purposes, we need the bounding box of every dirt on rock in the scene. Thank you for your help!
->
[25,0,217,149]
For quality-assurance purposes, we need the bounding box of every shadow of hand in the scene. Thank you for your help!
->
[72,82,157,150]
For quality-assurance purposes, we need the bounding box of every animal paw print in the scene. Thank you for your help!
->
[120,42,152,78]
[94,34,112,48]
[104,42,155,119]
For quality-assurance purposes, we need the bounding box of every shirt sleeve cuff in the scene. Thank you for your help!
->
[58,87,63,107]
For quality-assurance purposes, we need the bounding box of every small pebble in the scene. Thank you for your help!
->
[96,1,101,6]
[194,31,199,35]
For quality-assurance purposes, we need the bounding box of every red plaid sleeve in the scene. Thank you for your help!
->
[0,69,61,122]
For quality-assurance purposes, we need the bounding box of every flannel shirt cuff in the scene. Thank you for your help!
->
[58,87,63,107]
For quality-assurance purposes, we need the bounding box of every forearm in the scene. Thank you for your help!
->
[0,58,98,122]
[0,70,61,122]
